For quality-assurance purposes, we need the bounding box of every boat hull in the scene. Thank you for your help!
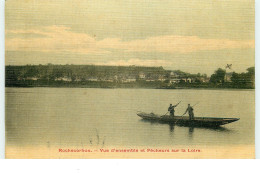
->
[137,112,239,127]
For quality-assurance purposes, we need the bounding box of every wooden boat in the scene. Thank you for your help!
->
[137,112,239,127]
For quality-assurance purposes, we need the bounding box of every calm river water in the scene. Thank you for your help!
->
[5,88,254,148]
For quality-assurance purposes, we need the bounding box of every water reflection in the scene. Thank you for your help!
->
[189,126,194,133]
[188,126,194,140]
[139,119,233,133]
[169,123,174,132]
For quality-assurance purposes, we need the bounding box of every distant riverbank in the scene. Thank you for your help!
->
[5,64,255,89]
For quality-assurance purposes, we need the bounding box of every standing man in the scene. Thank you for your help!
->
[168,101,181,117]
[183,104,194,120]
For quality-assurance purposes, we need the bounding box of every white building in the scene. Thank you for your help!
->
[87,77,98,82]
[103,78,114,82]
[146,79,155,82]
[139,72,146,79]
[170,78,181,83]
[225,72,233,82]
[122,78,136,83]
[55,77,72,82]
[158,75,166,81]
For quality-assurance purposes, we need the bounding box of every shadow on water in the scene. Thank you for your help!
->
[139,119,233,133]
[188,126,194,140]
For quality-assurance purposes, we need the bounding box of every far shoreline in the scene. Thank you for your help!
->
[5,85,255,91]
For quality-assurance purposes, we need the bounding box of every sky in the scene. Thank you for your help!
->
[5,0,255,75]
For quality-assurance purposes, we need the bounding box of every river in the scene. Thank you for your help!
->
[5,88,255,158]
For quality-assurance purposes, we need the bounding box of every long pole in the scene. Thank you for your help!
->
[176,102,199,124]
[191,102,199,108]
[162,101,181,117]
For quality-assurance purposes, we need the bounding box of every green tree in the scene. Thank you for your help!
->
[231,67,255,88]
[210,68,226,84]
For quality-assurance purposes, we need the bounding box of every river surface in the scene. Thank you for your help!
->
[5,88,254,148]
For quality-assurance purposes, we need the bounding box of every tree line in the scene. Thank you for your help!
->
[209,67,255,89]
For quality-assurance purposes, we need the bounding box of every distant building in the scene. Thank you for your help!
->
[170,78,181,83]
[55,77,61,81]
[146,79,155,82]
[63,77,72,82]
[114,75,118,81]
[26,77,39,81]
[158,75,166,82]
[198,77,210,83]
[178,78,192,83]
[186,78,192,83]
[102,78,114,82]
[139,72,146,79]
[170,71,179,77]
[55,77,72,82]
[225,72,233,82]
[87,77,98,82]
[122,78,136,83]
[74,77,81,82]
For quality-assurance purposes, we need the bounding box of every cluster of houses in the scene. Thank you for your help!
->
[167,72,209,84]
[21,71,210,84]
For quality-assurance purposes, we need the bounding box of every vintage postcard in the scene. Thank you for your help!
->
[5,0,255,158]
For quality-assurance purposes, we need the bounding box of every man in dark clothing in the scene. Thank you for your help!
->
[168,102,181,117]
[168,104,174,116]
[183,104,194,120]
